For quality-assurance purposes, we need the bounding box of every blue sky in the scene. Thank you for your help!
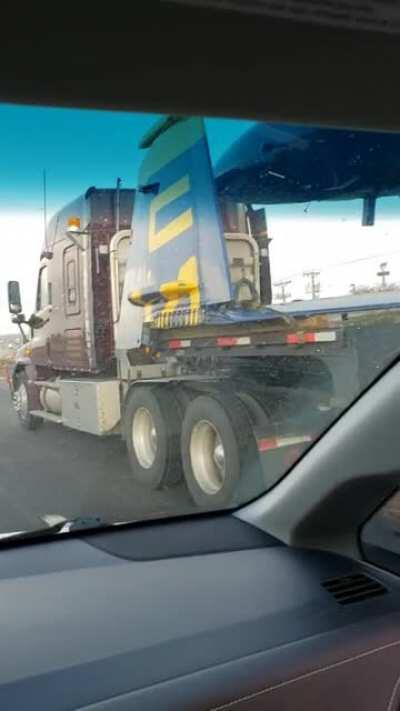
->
[0,103,254,217]
[1,102,398,221]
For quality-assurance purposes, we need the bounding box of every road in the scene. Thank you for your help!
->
[0,381,196,534]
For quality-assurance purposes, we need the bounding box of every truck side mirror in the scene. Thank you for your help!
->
[7,281,23,314]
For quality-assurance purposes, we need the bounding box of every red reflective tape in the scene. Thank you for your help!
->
[168,340,191,349]
[258,435,313,452]
[217,336,251,347]
[287,332,336,345]
[258,438,278,452]
[217,337,236,347]
[305,331,337,343]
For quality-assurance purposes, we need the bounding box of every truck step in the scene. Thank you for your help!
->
[30,410,63,424]
[34,380,60,390]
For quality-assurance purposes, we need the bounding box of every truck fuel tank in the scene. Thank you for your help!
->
[60,379,121,436]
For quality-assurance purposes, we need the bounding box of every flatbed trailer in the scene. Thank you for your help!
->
[114,292,400,503]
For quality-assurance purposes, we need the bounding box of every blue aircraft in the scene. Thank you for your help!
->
[215,122,400,224]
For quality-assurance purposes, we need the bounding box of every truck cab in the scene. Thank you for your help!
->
[22,188,269,379]
[27,187,135,376]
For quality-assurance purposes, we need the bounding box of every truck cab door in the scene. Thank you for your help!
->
[30,263,52,367]
[45,241,90,372]
[56,242,89,370]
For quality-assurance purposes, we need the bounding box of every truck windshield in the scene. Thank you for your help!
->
[1,103,400,536]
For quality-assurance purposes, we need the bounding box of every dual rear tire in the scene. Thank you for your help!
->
[124,386,183,490]
[124,385,261,507]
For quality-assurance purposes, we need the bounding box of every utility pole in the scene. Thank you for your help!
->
[377,262,390,289]
[303,270,321,299]
[274,280,291,304]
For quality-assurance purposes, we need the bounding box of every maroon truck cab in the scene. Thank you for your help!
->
[28,187,135,377]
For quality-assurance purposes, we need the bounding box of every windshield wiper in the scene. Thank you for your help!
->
[1,515,110,543]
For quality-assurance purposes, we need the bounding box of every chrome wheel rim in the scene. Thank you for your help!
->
[132,407,158,469]
[14,382,28,418]
[190,419,226,495]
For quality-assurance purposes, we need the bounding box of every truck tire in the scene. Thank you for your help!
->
[236,390,272,429]
[13,374,43,431]
[124,386,183,489]
[181,390,260,508]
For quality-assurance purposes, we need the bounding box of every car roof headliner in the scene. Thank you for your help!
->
[2,2,400,132]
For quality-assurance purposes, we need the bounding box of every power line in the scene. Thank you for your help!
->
[275,248,400,283]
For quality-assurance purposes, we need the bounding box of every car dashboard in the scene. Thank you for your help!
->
[1,515,400,710]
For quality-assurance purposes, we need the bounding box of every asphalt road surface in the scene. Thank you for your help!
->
[0,381,196,535]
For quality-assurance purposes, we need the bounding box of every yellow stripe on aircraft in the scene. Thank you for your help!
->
[148,175,193,253]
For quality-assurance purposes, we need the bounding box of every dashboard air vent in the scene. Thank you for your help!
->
[322,573,387,605]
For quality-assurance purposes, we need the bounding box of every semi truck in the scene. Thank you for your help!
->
[6,116,400,508]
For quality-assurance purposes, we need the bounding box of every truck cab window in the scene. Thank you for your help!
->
[63,245,81,316]
[36,266,50,311]
[66,261,77,303]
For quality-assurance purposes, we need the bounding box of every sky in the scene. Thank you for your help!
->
[0,103,400,334]
[267,199,400,300]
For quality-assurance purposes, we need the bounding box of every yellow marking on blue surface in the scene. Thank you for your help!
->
[159,279,198,302]
[148,175,193,253]
[181,257,200,324]
[154,257,200,327]
[140,118,204,184]
[129,289,146,306]
[133,259,203,330]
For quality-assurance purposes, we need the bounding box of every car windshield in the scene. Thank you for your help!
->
[1,103,400,536]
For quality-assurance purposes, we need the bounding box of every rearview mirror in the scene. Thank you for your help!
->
[7,281,23,314]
